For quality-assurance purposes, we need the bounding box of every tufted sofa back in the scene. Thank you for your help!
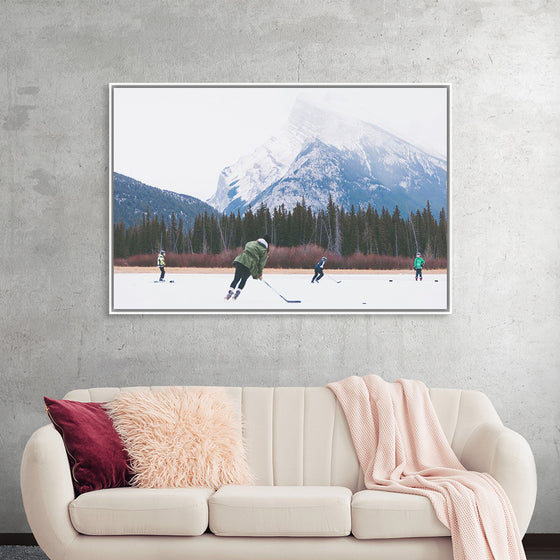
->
[64,386,501,493]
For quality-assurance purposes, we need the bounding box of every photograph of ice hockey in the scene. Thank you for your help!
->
[110,84,449,313]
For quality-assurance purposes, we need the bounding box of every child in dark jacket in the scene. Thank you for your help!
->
[311,256,327,283]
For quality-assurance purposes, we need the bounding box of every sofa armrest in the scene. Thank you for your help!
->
[460,422,537,535]
[21,424,78,559]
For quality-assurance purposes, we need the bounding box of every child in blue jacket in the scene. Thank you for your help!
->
[414,252,425,281]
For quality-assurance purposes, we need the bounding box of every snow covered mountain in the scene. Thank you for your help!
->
[207,97,447,216]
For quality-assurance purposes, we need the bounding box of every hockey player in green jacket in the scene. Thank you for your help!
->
[226,235,271,300]
[413,252,425,281]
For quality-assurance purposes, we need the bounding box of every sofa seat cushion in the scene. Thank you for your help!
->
[351,490,451,539]
[69,487,214,536]
[209,486,352,537]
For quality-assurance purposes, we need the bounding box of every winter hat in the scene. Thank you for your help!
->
[321,256,327,261]
[416,252,421,257]
[258,234,271,249]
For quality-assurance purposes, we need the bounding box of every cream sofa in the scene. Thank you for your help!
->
[21,386,537,560]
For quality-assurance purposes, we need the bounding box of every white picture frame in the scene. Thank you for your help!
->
[109,83,450,314]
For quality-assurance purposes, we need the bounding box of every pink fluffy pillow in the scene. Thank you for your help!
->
[103,387,251,489]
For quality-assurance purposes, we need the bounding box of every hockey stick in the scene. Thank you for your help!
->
[325,274,342,284]
[262,279,301,304]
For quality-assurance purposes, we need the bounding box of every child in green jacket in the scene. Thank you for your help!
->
[157,250,166,282]
[414,252,425,281]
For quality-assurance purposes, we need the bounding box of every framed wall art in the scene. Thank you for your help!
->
[109,84,450,314]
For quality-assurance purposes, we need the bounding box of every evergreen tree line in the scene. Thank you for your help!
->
[114,196,447,260]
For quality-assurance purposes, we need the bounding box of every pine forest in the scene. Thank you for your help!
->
[114,197,447,270]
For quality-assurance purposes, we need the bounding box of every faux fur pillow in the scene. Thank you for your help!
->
[103,387,251,489]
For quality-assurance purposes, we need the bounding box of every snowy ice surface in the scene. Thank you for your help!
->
[112,272,448,313]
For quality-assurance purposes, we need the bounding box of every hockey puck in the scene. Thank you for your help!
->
[389,279,393,282]
[434,280,438,283]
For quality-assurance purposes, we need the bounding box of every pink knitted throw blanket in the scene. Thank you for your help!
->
[327,375,525,560]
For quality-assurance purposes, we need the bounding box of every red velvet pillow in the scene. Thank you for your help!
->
[44,397,131,495]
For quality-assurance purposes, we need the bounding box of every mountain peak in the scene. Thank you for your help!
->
[207,99,447,216]
[286,96,373,150]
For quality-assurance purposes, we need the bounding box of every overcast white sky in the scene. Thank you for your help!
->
[112,85,448,201]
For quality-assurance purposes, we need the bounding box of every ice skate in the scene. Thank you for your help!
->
[232,289,242,300]
[225,289,235,300]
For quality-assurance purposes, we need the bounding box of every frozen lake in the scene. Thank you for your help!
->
[112,271,449,313]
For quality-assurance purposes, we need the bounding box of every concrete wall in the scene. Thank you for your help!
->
[1,0,558,533]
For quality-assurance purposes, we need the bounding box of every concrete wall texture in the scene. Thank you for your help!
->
[1,0,558,534]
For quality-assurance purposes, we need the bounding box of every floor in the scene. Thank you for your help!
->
[0,543,558,560]
[0,548,46,560]
[525,546,560,560]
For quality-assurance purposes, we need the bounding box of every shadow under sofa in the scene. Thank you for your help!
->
[21,386,537,560]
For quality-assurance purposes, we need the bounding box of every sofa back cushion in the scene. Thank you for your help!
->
[64,385,500,493]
